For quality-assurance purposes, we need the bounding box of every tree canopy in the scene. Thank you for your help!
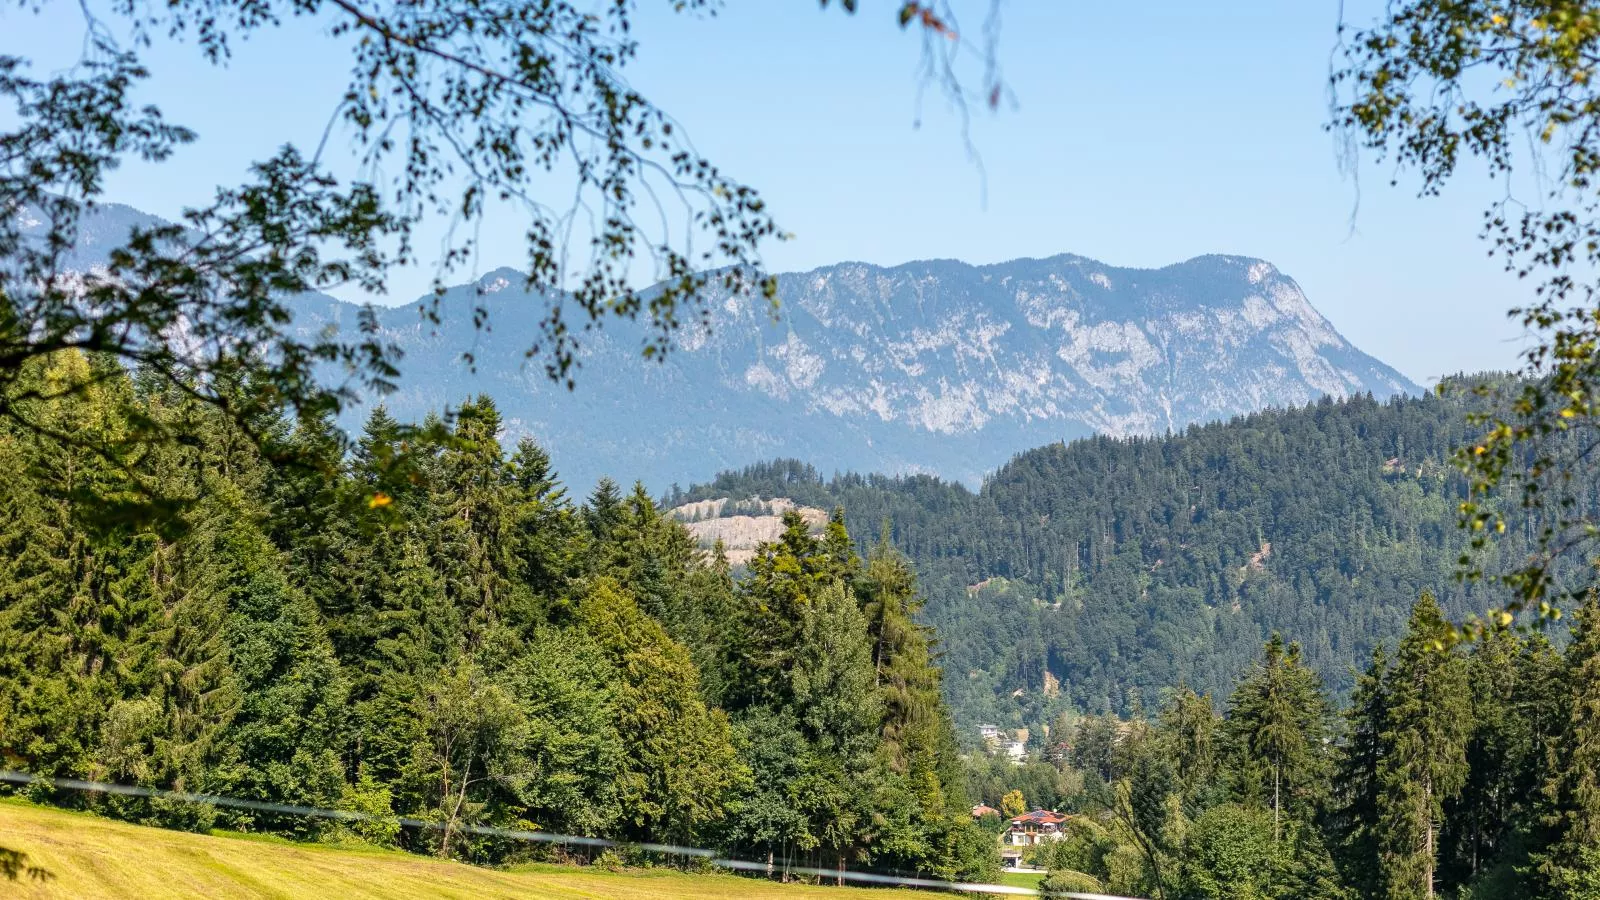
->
[0,354,996,881]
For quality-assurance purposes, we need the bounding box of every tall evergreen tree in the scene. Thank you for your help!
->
[1535,593,1600,898]
[575,578,742,844]
[1225,634,1331,843]
[1332,646,1390,900]
[1376,593,1471,900]
[730,510,833,710]
[196,488,349,833]
[1158,686,1220,811]
[583,477,624,545]
[1439,626,1532,889]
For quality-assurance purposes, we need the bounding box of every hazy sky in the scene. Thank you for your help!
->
[3,0,1539,386]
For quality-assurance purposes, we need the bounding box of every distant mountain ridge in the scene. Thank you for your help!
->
[38,202,1421,490]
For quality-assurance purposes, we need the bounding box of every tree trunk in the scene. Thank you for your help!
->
[438,752,453,856]
[1273,763,1281,844]
[1424,779,1435,900]
[441,747,474,857]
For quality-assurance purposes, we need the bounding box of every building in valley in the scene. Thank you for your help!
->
[1005,809,1071,847]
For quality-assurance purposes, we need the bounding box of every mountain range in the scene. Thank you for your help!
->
[35,202,1421,491]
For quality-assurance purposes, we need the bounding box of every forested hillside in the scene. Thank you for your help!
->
[954,595,1600,900]
[0,351,994,882]
[672,383,1570,736]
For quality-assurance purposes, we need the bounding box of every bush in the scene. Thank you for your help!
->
[1040,867,1103,895]
[335,771,399,847]
[593,848,627,872]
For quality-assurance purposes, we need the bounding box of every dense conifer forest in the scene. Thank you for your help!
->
[672,383,1588,735]
[10,353,1600,898]
[0,351,994,882]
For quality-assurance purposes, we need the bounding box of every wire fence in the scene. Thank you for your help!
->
[0,769,1143,899]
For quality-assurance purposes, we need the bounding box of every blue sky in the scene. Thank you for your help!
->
[2,0,1535,385]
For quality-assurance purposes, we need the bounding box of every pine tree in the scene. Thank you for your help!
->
[1158,686,1219,811]
[858,536,938,765]
[507,437,577,600]
[730,510,833,710]
[1225,634,1332,843]
[196,489,349,833]
[1376,593,1471,900]
[0,352,190,811]
[1440,625,1531,889]
[583,477,624,544]
[575,578,742,844]
[679,545,740,708]
[1332,646,1389,899]
[1535,593,1600,898]
[853,535,976,877]
[432,396,535,636]
[818,507,861,585]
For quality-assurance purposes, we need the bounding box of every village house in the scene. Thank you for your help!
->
[976,724,1029,761]
[1003,727,1028,762]
[1005,809,1070,846]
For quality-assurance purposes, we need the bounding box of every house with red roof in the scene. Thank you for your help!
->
[1005,809,1071,846]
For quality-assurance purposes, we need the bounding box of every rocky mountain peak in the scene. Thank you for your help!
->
[48,202,1420,492]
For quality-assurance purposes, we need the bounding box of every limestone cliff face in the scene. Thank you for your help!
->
[304,253,1415,491]
[667,498,828,567]
[684,254,1414,440]
[46,205,1420,491]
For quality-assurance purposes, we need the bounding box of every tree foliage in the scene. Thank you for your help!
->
[985,602,1597,900]
[0,352,994,880]
[1333,0,1600,620]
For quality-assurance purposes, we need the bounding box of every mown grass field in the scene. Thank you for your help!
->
[994,871,1045,891]
[0,800,962,899]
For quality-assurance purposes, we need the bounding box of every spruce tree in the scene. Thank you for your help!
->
[1376,593,1471,900]
[1158,686,1220,811]
[1332,646,1389,899]
[1535,593,1600,898]
[1225,634,1332,843]
[433,396,533,636]
[0,354,138,778]
[730,510,831,710]
[196,490,349,832]
[507,437,578,600]
[1440,625,1531,889]
[858,536,939,765]
[583,477,624,544]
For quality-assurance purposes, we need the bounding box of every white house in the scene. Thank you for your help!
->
[1005,809,1071,846]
